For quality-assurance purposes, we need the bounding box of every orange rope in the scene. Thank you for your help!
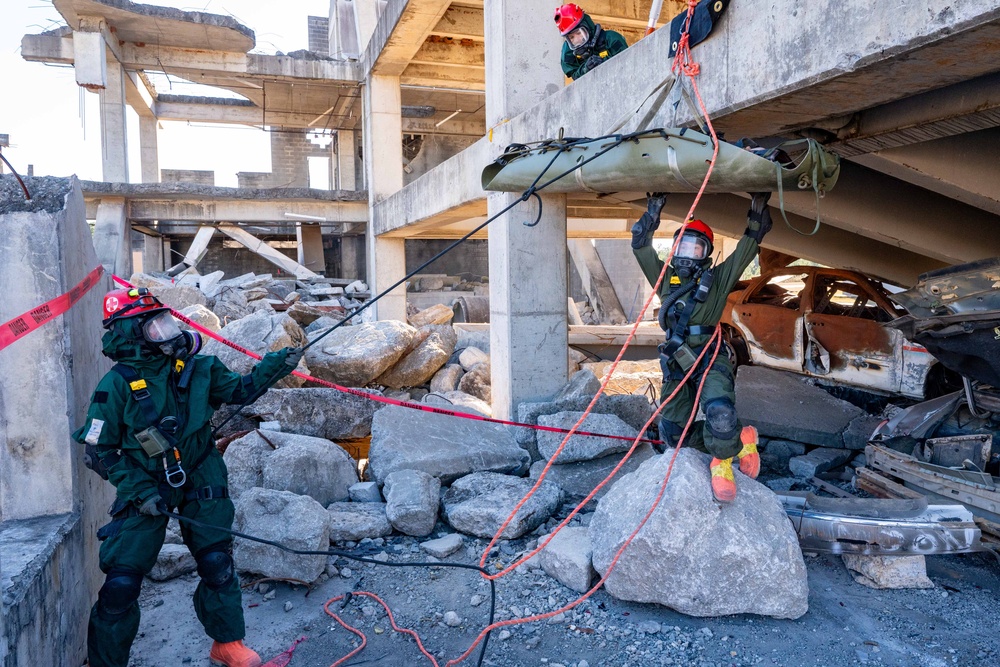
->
[324,592,440,667]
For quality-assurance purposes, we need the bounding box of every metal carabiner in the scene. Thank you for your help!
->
[164,449,187,488]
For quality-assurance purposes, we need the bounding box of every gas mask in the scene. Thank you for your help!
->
[141,311,202,359]
[670,231,711,279]
[565,26,590,51]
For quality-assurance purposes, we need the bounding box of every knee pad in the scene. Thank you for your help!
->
[658,417,684,447]
[97,570,142,618]
[704,398,739,441]
[196,547,234,591]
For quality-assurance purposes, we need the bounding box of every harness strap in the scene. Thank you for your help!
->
[111,364,161,429]
[184,486,229,502]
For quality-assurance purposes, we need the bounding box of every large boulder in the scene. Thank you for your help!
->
[841,554,934,589]
[148,284,207,312]
[262,433,358,506]
[458,347,489,371]
[458,362,491,403]
[516,394,653,462]
[736,366,867,449]
[429,364,464,394]
[212,285,252,322]
[529,444,658,503]
[223,430,277,499]
[248,388,381,440]
[422,391,491,417]
[327,502,393,542]
[589,449,809,619]
[202,310,307,388]
[535,412,639,463]
[377,325,457,389]
[383,469,441,537]
[148,544,197,581]
[234,488,329,582]
[409,304,454,327]
[368,405,529,485]
[442,472,563,539]
[539,527,595,594]
[305,321,416,386]
[179,303,221,333]
[552,370,601,402]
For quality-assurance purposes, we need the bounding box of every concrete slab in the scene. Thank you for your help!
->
[735,366,864,449]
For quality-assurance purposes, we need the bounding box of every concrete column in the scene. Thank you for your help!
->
[93,197,131,277]
[139,115,159,183]
[336,129,357,191]
[341,235,365,280]
[353,0,380,55]
[296,222,326,275]
[142,233,163,273]
[486,0,569,418]
[100,62,128,183]
[363,74,406,321]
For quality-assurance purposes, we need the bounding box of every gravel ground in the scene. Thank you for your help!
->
[127,517,1000,667]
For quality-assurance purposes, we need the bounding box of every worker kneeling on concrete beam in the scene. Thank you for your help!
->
[555,3,628,80]
[632,193,774,502]
[72,287,302,667]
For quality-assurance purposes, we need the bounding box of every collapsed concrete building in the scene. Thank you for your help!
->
[4,0,1000,665]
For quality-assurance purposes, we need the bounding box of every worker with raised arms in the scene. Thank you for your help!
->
[631,193,774,502]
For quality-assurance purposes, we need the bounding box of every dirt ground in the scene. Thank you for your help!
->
[126,527,1000,667]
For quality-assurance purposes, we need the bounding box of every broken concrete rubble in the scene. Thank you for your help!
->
[368,405,529,485]
[180,303,221,332]
[248,388,380,440]
[457,361,491,403]
[789,447,855,478]
[383,469,441,537]
[202,310,307,388]
[529,443,658,503]
[261,433,358,506]
[149,544,197,582]
[442,472,563,540]
[538,526,596,594]
[842,554,934,589]
[326,502,393,542]
[376,325,456,388]
[305,320,416,386]
[234,488,329,582]
[552,369,602,402]
[409,303,454,327]
[349,481,382,503]
[590,448,809,619]
[422,390,492,417]
[536,412,639,463]
[429,363,464,394]
[736,366,870,449]
[420,533,464,559]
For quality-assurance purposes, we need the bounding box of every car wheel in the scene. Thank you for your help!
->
[722,325,751,367]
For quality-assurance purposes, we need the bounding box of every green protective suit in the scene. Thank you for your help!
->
[634,223,762,460]
[72,323,295,667]
[561,14,629,81]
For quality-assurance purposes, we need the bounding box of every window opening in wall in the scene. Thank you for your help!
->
[308,156,331,190]
[307,129,334,148]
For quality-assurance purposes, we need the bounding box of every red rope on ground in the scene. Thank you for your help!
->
[324,592,440,667]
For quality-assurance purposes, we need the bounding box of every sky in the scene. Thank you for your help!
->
[0,0,330,186]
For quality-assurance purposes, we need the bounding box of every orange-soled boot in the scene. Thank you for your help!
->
[710,457,737,503]
[737,425,760,480]
[210,640,262,667]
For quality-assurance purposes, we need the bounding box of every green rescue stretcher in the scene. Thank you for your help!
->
[481,128,841,196]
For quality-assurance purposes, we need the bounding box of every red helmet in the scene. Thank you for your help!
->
[554,3,585,35]
[683,219,714,246]
[102,288,169,328]
[673,219,715,262]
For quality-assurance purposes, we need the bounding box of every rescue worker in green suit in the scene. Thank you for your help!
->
[554,4,629,80]
[72,287,302,667]
[631,192,774,502]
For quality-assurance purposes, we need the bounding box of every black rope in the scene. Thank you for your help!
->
[163,508,497,667]
[211,131,635,437]
[0,149,30,200]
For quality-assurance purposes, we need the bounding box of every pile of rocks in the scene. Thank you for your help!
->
[407,273,488,294]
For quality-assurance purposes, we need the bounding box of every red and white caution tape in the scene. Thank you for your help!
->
[0,265,104,352]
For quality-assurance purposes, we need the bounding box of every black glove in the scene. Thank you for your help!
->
[631,193,668,250]
[745,192,773,243]
[283,346,304,369]
[138,496,165,516]
[583,54,604,74]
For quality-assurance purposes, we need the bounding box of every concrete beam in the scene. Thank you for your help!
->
[410,39,484,69]
[431,5,483,40]
[93,197,131,276]
[829,72,1000,157]
[849,128,1000,217]
[123,199,367,224]
[21,32,361,83]
[568,239,627,324]
[217,223,319,280]
[776,161,1000,265]
[151,99,483,135]
[364,0,453,76]
[400,63,485,91]
[296,222,326,274]
[138,115,158,183]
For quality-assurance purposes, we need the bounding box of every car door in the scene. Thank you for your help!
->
[730,271,807,373]
[802,272,902,393]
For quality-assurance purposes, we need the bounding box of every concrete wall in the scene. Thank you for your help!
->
[0,175,114,666]
[270,129,334,189]
[161,169,215,186]
[308,15,331,55]
[404,134,480,185]
[405,239,488,278]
